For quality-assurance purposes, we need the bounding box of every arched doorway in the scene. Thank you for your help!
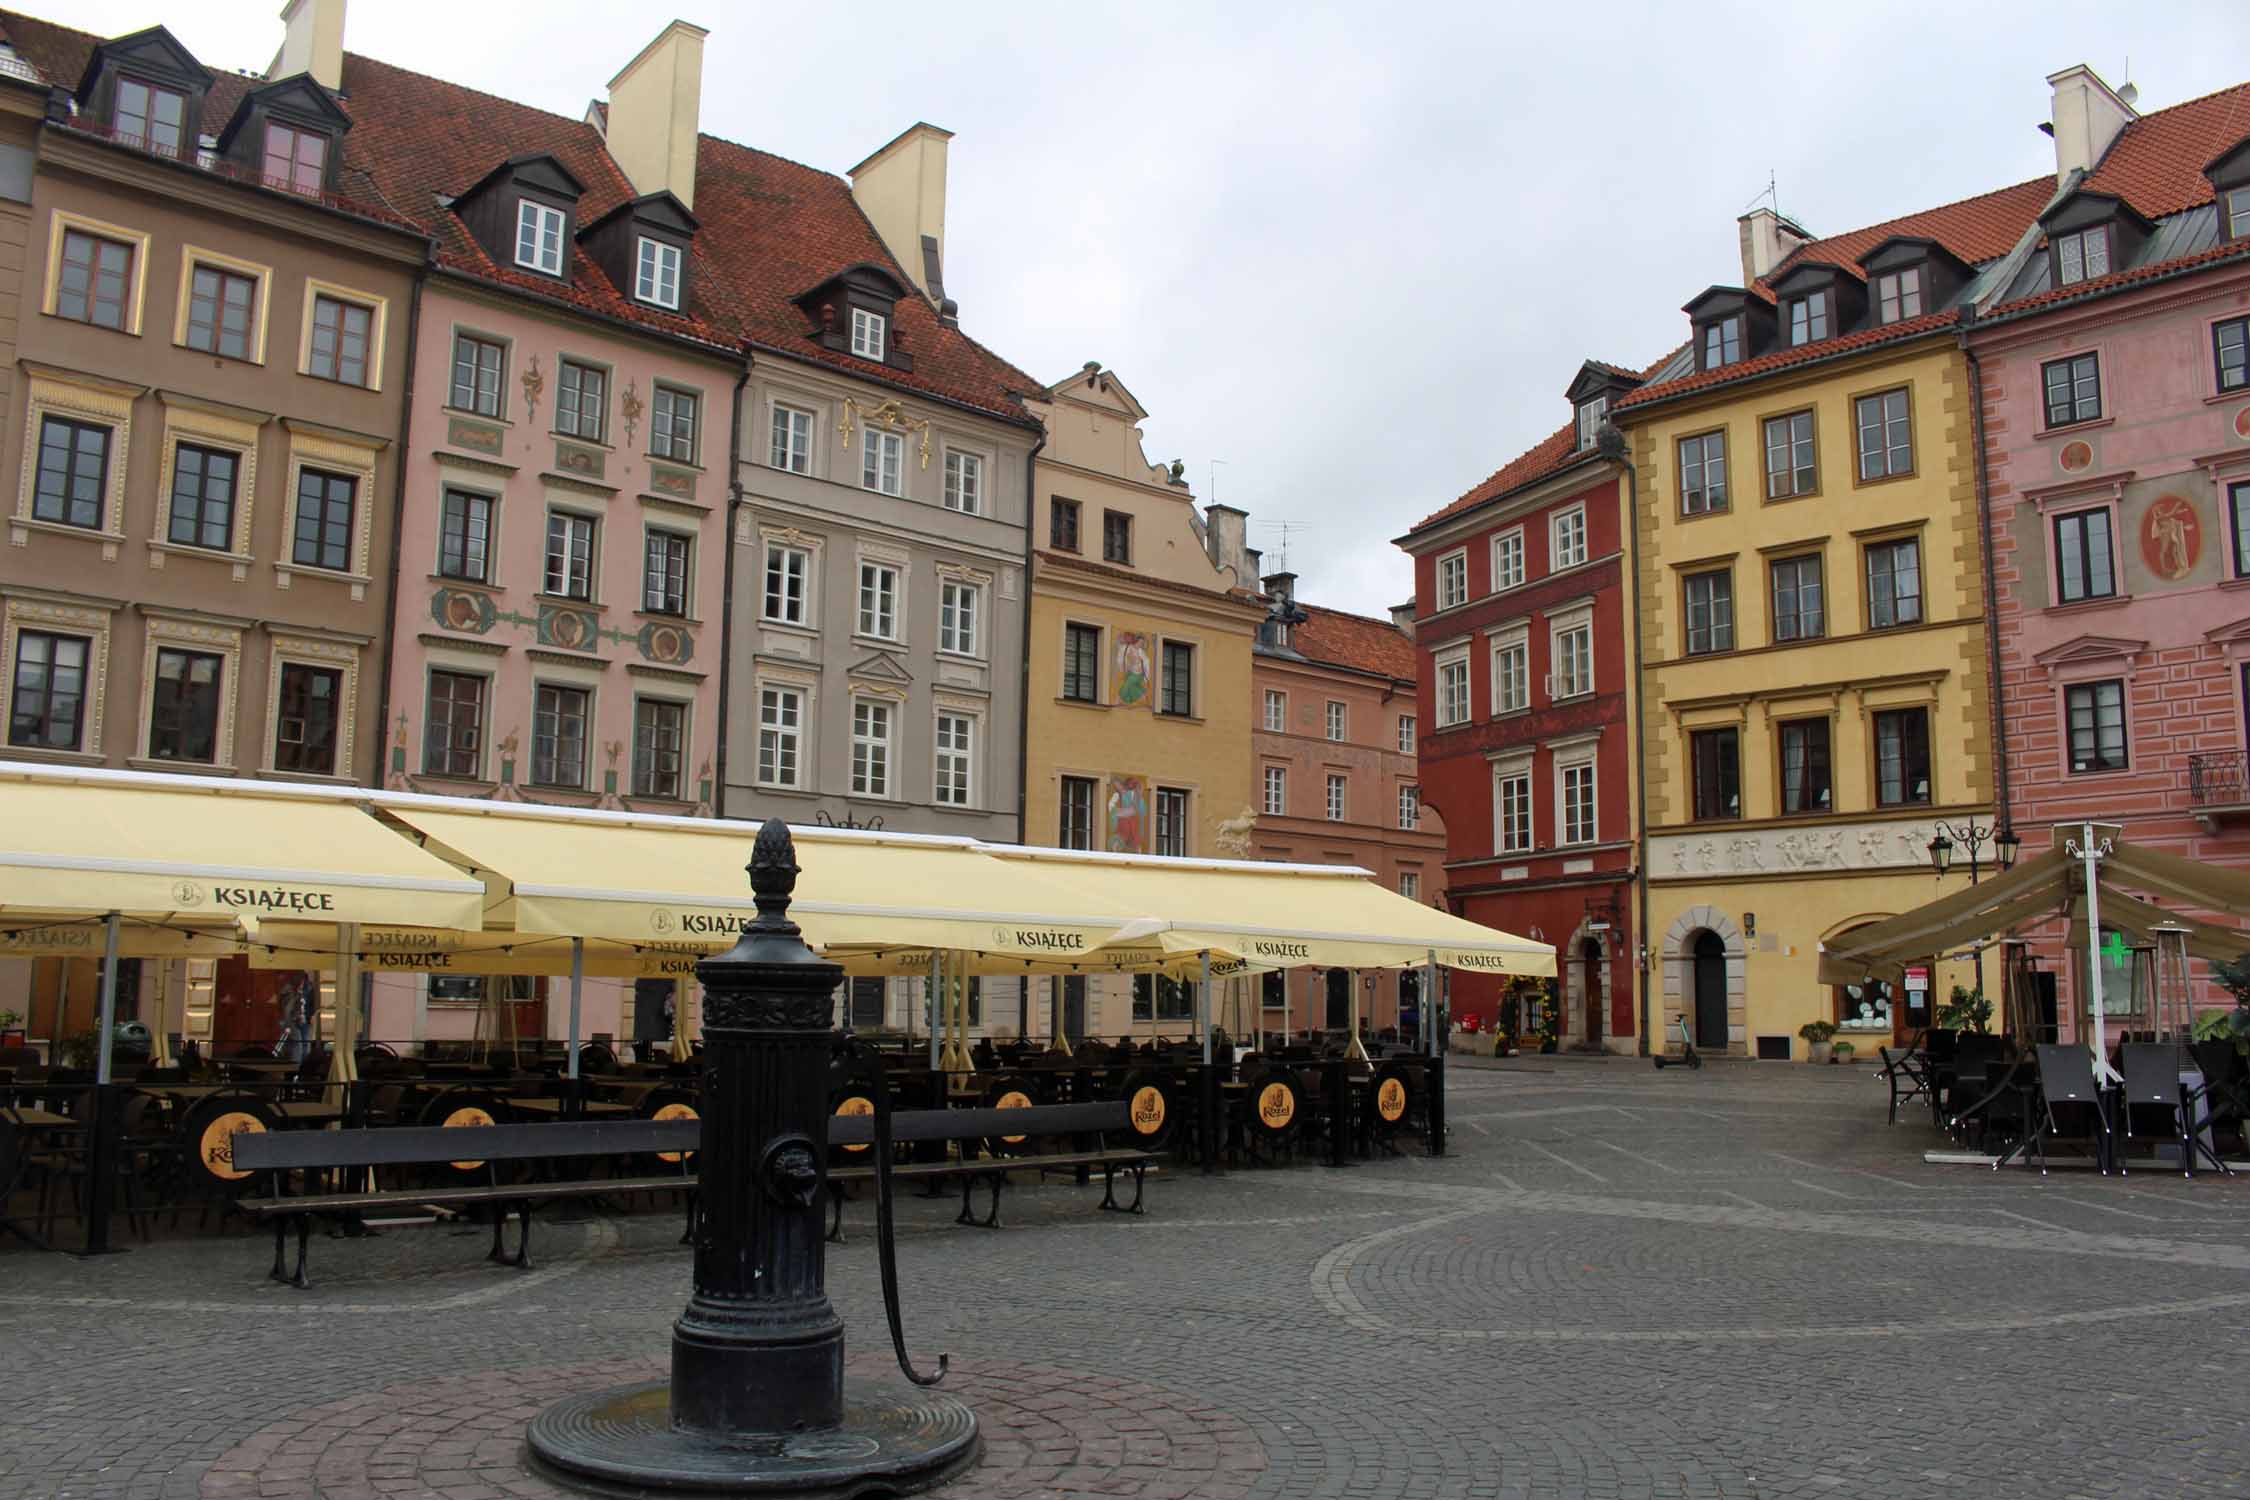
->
[1581,939,1604,1046]
[1691,931,1728,1050]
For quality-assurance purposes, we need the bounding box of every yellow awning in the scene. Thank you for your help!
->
[246,921,715,979]
[0,916,244,960]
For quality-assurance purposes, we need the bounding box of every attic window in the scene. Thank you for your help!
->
[851,307,886,361]
[1574,394,1607,450]
[2227,186,2250,240]
[1785,293,1830,347]
[2055,227,2110,286]
[1702,316,1742,369]
[635,237,681,309]
[1873,267,1923,324]
[516,201,566,276]
[116,77,185,157]
[261,122,325,196]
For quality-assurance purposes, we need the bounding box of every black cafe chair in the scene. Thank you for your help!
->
[1877,1043,1933,1126]
[2002,1044,2114,1175]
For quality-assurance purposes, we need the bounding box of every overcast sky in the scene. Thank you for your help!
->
[45,1,2250,616]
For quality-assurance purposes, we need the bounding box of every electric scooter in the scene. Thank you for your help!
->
[1652,1014,1701,1070]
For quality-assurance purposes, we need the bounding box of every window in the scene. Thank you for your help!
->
[1560,761,1596,845]
[1769,554,1824,642]
[1062,623,1100,702]
[545,512,595,600]
[1155,787,1188,856]
[652,386,698,462]
[307,295,371,386]
[2231,187,2250,240]
[1493,636,1527,714]
[861,428,903,495]
[1263,690,1286,733]
[1435,650,1471,725]
[1778,718,1831,814]
[56,230,134,330]
[2053,508,2116,604]
[1702,317,1742,369]
[1148,639,1191,716]
[1263,765,1287,817]
[2043,353,2101,428]
[935,712,974,807]
[1398,715,1416,754]
[643,531,690,616]
[1866,538,1923,628]
[1683,570,1733,655]
[556,360,607,442]
[1551,506,1587,569]
[1132,975,1194,1023]
[1060,775,1097,849]
[1854,389,1913,480]
[261,122,326,195]
[1678,431,1728,514]
[1103,509,1133,565]
[1492,530,1524,591]
[1326,774,1347,822]
[1575,394,1608,450]
[150,647,223,763]
[756,686,802,787]
[1437,550,1468,609]
[2055,227,2109,286]
[939,580,981,656]
[943,451,982,514]
[515,199,565,275]
[763,544,808,625]
[2218,317,2249,394]
[451,333,504,416]
[292,470,356,573]
[2233,482,2250,579]
[1763,411,1816,499]
[850,307,886,361]
[1326,701,1347,741]
[1689,728,1739,821]
[532,683,590,788]
[185,264,256,360]
[1497,767,1532,853]
[1874,267,1923,325]
[2066,679,2128,774]
[114,77,184,155]
[1051,497,1081,552]
[1399,872,1421,902]
[7,631,88,750]
[1554,620,1594,697]
[1786,293,1830,347]
[273,663,340,776]
[851,699,892,796]
[438,490,491,582]
[635,237,681,309]
[423,671,486,777]
[633,698,686,799]
[1398,784,1420,830]
[769,404,813,473]
[160,443,236,552]
[1874,707,1932,806]
[34,417,111,531]
[857,562,898,639]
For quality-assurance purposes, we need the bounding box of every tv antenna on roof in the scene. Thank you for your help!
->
[1251,518,1303,573]
[1743,171,1778,215]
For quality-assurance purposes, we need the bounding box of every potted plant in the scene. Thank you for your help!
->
[1937,985,1992,1034]
[1798,1019,1838,1064]
[1831,1039,1856,1067]
[0,1007,22,1048]
[56,1028,99,1071]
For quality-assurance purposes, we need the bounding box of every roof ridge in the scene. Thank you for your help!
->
[2125,74,2250,123]
[345,48,597,135]
[1299,601,1407,630]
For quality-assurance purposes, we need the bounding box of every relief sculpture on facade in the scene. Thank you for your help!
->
[1659,820,1948,879]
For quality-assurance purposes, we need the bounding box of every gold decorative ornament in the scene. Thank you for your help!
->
[837,397,933,470]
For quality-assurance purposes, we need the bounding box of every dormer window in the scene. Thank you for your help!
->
[1873,268,1923,324]
[794,263,913,372]
[517,200,566,276]
[635,237,680,309]
[2227,186,2250,240]
[1785,294,1829,347]
[1574,394,1607,451]
[261,121,325,196]
[851,307,886,361]
[2055,227,2109,286]
[116,77,185,156]
[1703,317,1742,369]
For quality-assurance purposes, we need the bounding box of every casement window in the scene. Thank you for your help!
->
[1436,649,1471,726]
[307,295,372,386]
[2218,317,2250,394]
[1492,530,1524,591]
[1263,765,1287,817]
[1060,775,1098,850]
[556,359,607,442]
[769,404,813,473]
[1399,871,1421,902]
[2043,352,2102,427]
[1051,497,1081,552]
[935,712,975,807]
[544,511,596,600]
[1683,570,1734,655]
[1436,550,1468,609]
[1574,393,1608,450]
[532,683,590,788]
[438,490,492,582]
[292,470,356,573]
[1326,773,1347,822]
[1559,760,1597,845]
[1103,509,1133,565]
[1326,701,1347,741]
[2229,186,2250,240]
[756,686,802,787]
[516,199,566,275]
[423,670,486,777]
[7,631,89,750]
[1398,715,1416,754]
[1553,619,1594,697]
[2053,508,2117,604]
[850,307,886,361]
[1778,718,1831,814]
[166,444,237,551]
[261,122,326,196]
[851,700,893,797]
[2231,481,2250,579]
[861,428,903,495]
[643,530,691,616]
[1264,690,1286,732]
[1551,505,1588,569]
[1159,639,1194,716]
[34,417,111,530]
[943,450,983,514]
[1854,388,1913,480]
[1133,974,1195,1023]
[273,662,340,776]
[1874,268,1923,325]
[635,237,681,309]
[114,77,185,155]
[1786,293,1830,347]
[451,333,504,416]
[185,264,257,360]
[1154,787,1189,856]
[1702,316,1742,369]
[2054,227,2110,286]
[1492,635,1527,714]
[632,697,686,799]
[56,230,134,330]
[1690,728,1740,821]
[1763,411,1816,499]
[1874,706,1933,806]
[762,544,809,625]
[149,647,223,763]
[1496,767,1532,853]
[1062,623,1101,702]
[939,580,981,657]
[2066,679,2128,774]
[1398,784,1420,830]
[1866,538,1923,628]
[1679,431,1728,514]
[1769,554,1824,642]
[651,386,698,462]
[857,562,898,639]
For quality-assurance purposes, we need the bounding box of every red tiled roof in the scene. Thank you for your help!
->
[1986,233,2250,321]
[1289,605,1417,682]
[1615,308,1957,411]
[2082,79,2250,219]
[1766,177,2056,287]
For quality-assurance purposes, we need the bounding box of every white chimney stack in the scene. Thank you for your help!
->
[273,0,345,91]
[2045,64,2138,183]
[850,123,953,305]
[1737,206,1814,285]
[605,20,707,210]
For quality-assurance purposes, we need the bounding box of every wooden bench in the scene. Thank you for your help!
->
[825,1099,1158,1238]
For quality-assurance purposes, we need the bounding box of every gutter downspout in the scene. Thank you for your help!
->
[711,355,754,817]
[1962,333,2011,839]
[1598,424,1652,1056]
[370,256,429,787]
[1016,429,1046,846]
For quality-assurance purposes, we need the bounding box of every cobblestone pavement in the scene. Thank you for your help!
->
[5,1057,2249,1499]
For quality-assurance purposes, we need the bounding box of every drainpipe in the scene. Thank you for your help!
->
[1962,335,2011,836]
[1015,429,1047,846]
[712,356,754,816]
[371,257,429,787]
[1596,424,1652,1056]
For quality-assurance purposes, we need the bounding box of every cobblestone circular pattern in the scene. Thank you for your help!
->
[199,1354,1269,1500]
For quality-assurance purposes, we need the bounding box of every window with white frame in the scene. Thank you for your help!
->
[862,427,904,496]
[635,237,681,309]
[1059,776,1097,849]
[1326,701,1346,741]
[1559,758,1596,845]
[1551,505,1587,570]
[757,685,803,787]
[850,307,886,361]
[1432,649,1468,726]
[545,511,595,600]
[2055,227,2110,286]
[1575,394,1608,450]
[1397,714,1416,754]
[1326,773,1347,821]
[1494,632,1528,714]
[857,561,898,639]
[643,529,690,616]
[1263,689,1286,733]
[1874,267,1923,324]
[1398,784,1420,830]
[531,683,589,788]
[934,711,974,805]
[423,670,484,778]
[1154,786,1189,856]
[938,579,981,656]
[1399,871,1421,902]
[763,543,809,625]
[1552,617,1594,698]
[515,200,565,276]
[770,404,813,474]
[1263,764,1287,816]
[1495,764,1532,853]
[1437,550,1467,610]
[851,699,892,796]
[943,450,982,514]
[1492,528,1525,591]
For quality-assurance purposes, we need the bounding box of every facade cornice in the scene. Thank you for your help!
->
[746,340,1042,437]
[1612,325,1956,425]
[1397,451,1615,552]
[1965,253,2250,351]
[426,267,745,368]
[1036,452,1198,506]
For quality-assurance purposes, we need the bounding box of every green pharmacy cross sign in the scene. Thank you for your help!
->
[2101,930,2129,967]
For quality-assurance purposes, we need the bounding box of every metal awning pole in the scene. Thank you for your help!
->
[928,952,941,1073]
[1199,951,1212,1064]
[2079,823,2118,1082]
[1427,949,1439,1059]
[567,937,584,1081]
[94,911,120,1085]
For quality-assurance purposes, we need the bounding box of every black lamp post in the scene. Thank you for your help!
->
[1926,817,2019,997]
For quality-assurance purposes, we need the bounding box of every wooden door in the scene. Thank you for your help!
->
[1692,933,1728,1050]
[213,957,288,1053]
[1583,940,1604,1045]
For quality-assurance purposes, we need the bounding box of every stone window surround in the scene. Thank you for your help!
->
[934,561,993,663]
[148,392,266,580]
[261,627,364,781]
[297,277,391,392]
[13,367,141,558]
[0,589,119,762]
[1549,601,1596,700]
[528,662,603,791]
[171,244,275,366]
[274,420,384,601]
[757,525,823,630]
[852,540,908,645]
[133,606,248,772]
[2023,472,2128,612]
[432,458,507,582]
[1489,747,1534,853]
[418,644,502,784]
[753,664,819,791]
[1490,525,1526,592]
[1487,618,1529,716]
[1434,545,1468,610]
[42,210,152,335]
[847,683,907,801]
[1550,730,1600,846]
[931,693,985,810]
[630,688,695,800]
[1432,640,1470,728]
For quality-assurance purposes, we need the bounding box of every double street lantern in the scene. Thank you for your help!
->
[1925,819,2022,995]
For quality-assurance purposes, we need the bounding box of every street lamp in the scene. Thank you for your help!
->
[1926,816,2018,997]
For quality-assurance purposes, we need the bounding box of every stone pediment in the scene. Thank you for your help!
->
[846,650,913,685]
[2032,633,2147,669]
[2205,617,2250,647]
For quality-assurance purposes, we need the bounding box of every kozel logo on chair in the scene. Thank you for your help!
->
[834,1095,874,1153]
[1130,1086,1166,1134]
[1376,1077,1408,1122]
[1258,1082,1295,1129]
[200,1111,265,1179]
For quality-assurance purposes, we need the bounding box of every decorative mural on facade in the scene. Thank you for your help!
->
[1106,773,1148,852]
[1114,631,1151,708]
[428,588,696,665]
[2140,493,2200,581]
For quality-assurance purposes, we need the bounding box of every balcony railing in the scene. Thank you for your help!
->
[0,52,43,84]
[2187,750,2247,807]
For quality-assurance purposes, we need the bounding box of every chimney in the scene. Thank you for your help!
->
[1203,504,1248,584]
[272,0,345,91]
[1262,572,1297,611]
[604,21,707,209]
[1389,603,1416,637]
[1736,206,1814,285]
[850,123,953,305]
[2044,65,2138,182]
